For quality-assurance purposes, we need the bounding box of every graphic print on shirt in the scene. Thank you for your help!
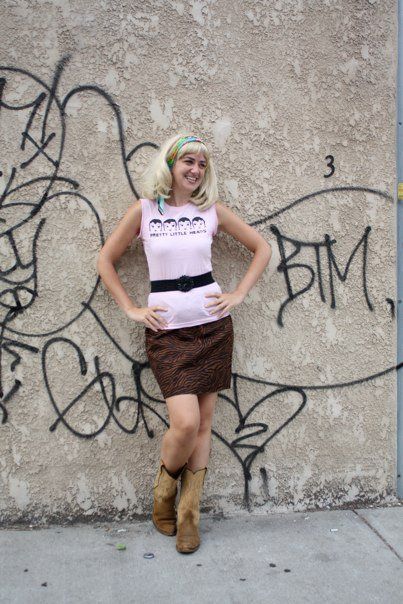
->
[149,216,207,237]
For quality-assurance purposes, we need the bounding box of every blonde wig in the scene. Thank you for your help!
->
[141,133,218,211]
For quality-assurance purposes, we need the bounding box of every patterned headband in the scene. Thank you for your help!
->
[166,135,205,170]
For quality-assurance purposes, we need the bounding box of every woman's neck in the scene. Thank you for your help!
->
[166,190,191,207]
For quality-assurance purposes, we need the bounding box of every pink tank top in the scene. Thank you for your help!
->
[136,198,230,329]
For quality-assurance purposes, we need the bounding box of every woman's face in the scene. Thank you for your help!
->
[171,152,207,195]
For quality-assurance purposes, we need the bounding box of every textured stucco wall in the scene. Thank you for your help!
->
[0,0,398,523]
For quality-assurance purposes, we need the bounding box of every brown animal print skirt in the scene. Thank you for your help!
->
[145,315,234,399]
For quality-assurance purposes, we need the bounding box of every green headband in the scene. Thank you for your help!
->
[166,135,204,170]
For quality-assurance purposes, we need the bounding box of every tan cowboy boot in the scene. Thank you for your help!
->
[152,460,187,536]
[176,466,207,553]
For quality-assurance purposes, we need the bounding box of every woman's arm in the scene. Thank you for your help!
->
[217,201,272,298]
[204,201,272,317]
[97,200,142,314]
[97,200,168,331]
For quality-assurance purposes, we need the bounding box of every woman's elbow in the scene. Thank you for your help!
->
[266,241,272,259]
[259,240,272,264]
[96,249,112,276]
[96,254,103,277]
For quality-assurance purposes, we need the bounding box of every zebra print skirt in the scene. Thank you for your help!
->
[145,315,234,399]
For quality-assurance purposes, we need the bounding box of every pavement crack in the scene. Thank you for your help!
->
[352,509,403,563]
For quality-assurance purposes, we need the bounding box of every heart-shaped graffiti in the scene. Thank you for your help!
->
[213,373,307,507]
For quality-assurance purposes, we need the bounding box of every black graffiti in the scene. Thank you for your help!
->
[324,154,335,178]
[271,224,373,327]
[250,185,392,226]
[213,379,307,507]
[42,337,168,438]
[0,338,39,423]
[0,59,400,510]
[386,298,395,318]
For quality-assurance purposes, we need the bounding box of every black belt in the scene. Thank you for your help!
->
[150,271,214,293]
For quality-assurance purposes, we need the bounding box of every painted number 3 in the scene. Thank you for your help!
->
[324,155,335,178]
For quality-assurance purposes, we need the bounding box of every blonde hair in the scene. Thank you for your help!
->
[141,133,218,211]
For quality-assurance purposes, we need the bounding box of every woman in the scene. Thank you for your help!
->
[97,133,271,554]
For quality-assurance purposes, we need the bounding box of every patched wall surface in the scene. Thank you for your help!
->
[0,0,398,522]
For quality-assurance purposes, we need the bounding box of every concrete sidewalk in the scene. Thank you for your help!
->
[1,505,402,604]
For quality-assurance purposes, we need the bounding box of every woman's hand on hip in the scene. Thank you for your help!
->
[204,291,245,318]
[125,305,168,331]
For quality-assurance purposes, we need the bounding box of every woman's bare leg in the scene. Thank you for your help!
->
[187,392,218,471]
[160,393,200,473]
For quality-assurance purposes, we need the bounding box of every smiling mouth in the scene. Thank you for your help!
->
[185,175,198,184]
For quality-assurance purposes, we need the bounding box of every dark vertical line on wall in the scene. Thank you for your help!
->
[41,55,70,144]
[397,0,403,499]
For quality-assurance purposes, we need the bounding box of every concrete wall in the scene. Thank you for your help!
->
[0,0,398,523]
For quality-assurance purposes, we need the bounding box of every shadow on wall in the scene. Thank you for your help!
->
[0,57,399,509]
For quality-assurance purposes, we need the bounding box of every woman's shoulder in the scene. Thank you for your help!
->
[197,199,222,212]
[135,198,157,211]
[126,198,152,222]
[214,201,241,232]
[215,200,235,215]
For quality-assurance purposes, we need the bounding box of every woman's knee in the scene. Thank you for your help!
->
[166,393,200,440]
[172,416,200,440]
